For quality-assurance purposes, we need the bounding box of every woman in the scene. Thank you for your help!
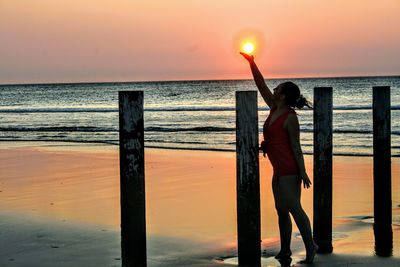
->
[241,52,318,263]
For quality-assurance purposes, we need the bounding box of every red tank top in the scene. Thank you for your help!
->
[263,107,299,177]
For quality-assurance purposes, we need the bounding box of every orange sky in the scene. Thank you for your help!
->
[0,0,399,84]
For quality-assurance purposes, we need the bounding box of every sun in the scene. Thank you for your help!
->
[233,28,264,56]
[242,42,255,54]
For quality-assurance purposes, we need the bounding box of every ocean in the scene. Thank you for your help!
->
[0,76,399,157]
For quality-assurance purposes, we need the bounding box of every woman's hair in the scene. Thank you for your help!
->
[280,81,312,109]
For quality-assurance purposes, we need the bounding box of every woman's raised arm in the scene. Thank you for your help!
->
[240,52,275,108]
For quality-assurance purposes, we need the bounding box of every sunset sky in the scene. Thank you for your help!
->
[1,0,399,84]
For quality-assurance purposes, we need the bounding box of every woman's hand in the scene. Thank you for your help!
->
[260,140,267,158]
[240,52,254,62]
[300,172,312,189]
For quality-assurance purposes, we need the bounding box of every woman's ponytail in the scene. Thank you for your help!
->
[295,95,313,109]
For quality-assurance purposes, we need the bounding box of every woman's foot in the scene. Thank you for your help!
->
[301,243,318,264]
[274,250,292,260]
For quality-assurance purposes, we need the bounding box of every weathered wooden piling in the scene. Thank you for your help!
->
[313,87,333,253]
[119,91,147,267]
[373,86,392,257]
[235,91,261,266]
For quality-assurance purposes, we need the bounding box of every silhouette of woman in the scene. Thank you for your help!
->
[241,52,318,263]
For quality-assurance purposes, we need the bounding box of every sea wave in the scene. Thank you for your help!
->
[0,126,116,132]
[0,108,118,113]
[145,126,234,132]
[1,126,399,135]
[0,105,399,113]
[302,129,400,136]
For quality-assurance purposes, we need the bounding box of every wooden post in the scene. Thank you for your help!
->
[119,91,147,267]
[313,87,333,253]
[236,91,261,266]
[373,86,392,257]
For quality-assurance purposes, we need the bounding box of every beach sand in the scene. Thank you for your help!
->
[0,142,399,266]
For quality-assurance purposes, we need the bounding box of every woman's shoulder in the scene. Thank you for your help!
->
[286,111,299,124]
[285,108,298,122]
[281,107,297,117]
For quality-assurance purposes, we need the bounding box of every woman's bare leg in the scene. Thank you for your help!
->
[273,175,316,256]
[272,176,292,257]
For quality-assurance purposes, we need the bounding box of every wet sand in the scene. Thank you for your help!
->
[0,142,399,266]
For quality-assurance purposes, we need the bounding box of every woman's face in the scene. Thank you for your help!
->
[273,85,284,100]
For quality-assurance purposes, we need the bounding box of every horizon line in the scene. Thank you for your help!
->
[1,74,399,87]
